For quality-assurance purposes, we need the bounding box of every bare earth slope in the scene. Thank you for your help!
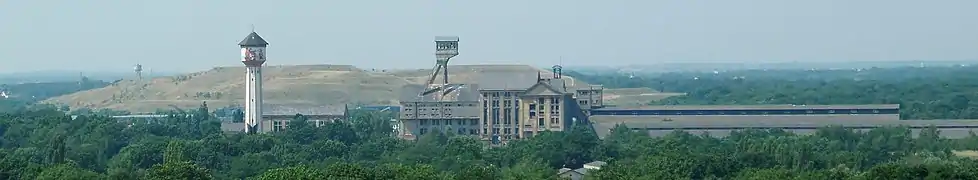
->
[44,64,590,113]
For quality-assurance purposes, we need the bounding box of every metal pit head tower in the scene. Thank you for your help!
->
[238,31,269,133]
[419,36,462,99]
[433,36,459,84]
[134,64,143,80]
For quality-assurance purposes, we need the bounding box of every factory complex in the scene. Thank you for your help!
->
[126,32,978,141]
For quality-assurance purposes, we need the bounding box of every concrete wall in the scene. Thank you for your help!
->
[399,101,481,139]
[482,90,525,141]
[398,117,480,140]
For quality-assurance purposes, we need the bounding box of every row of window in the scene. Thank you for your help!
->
[419,127,476,135]
[405,113,457,118]
[402,103,476,107]
[591,109,899,116]
[419,119,480,126]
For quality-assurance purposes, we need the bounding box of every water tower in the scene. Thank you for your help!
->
[239,31,269,133]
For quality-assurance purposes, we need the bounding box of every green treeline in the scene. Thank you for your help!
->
[0,78,110,113]
[2,104,978,179]
[568,66,978,119]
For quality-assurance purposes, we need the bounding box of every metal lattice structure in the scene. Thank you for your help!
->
[419,36,463,101]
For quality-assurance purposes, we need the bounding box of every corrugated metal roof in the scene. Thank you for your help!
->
[597,104,900,111]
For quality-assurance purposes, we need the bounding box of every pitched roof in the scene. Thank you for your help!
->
[523,80,567,96]
[238,32,269,47]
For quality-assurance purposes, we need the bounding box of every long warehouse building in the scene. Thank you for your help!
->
[590,104,978,139]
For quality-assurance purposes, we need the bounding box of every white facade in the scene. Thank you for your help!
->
[242,46,266,133]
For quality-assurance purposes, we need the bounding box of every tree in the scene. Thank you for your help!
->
[501,159,554,180]
[144,140,213,180]
[252,166,324,180]
[145,161,213,180]
[44,134,67,165]
[35,163,104,180]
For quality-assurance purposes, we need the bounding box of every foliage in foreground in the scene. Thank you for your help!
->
[2,104,978,179]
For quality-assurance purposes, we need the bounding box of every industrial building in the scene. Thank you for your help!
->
[398,67,601,142]
[396,36,604,143]
[217,106,348,133]
[590,104,978,139]
[392,35,975,143]
[208,32,978,139]
[591,104,900,121]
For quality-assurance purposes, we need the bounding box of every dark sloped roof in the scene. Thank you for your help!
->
[238,32,269,47]
[522,80,570,96]
[544,79,568,93]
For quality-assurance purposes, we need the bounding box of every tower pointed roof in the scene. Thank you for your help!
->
[238,32,269,47]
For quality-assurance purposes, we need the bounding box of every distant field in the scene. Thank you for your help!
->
[953,150,978,159]
[43,64,593,113]
[603,88,685,106]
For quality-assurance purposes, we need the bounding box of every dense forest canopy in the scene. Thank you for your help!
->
[1,104,978,179]
[569,65,978,119]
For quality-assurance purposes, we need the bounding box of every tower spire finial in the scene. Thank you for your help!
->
[250,24,255,32]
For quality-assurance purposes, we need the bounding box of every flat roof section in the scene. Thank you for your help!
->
[596,104,900,111]
[590,115,978,138]
[590,115,978,129]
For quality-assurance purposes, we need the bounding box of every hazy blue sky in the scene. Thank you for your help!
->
[1,0,976,73]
